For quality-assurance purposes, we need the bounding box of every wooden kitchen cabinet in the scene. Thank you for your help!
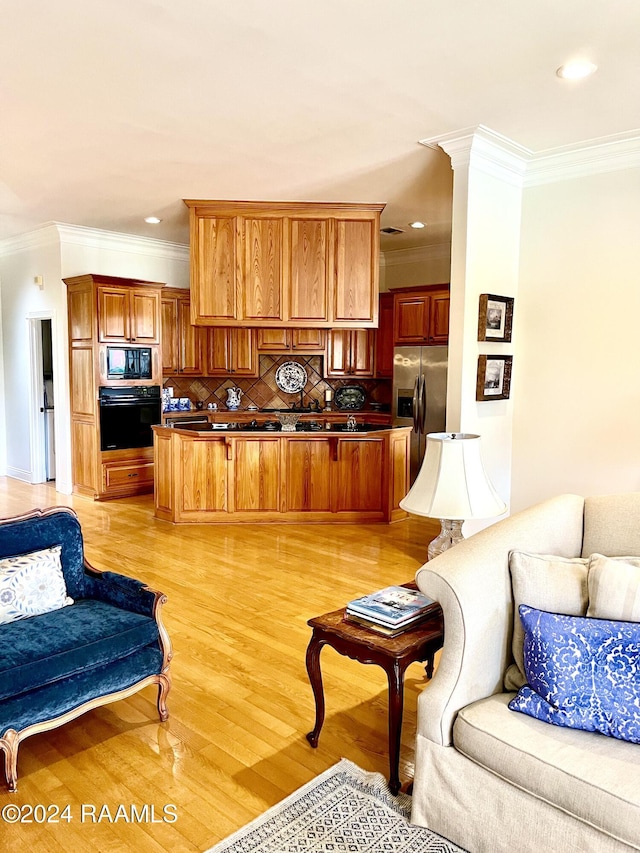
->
[98,285,161,344]
[206,327,259,377]
[242,215,285,321]
[333,437,384,513]
[162,290,207,376]
[65,273,164,500]
[233,437,281,512]
[375,292,394,377]
[154,425,410,523]
[184,200,384,328]
[285,438,333,512]
[288,217,330,323]
[393,285,450,345]
[101,451,155,499]
[429,291,450,344]
[324,328,375,377]
[256,327,326,353]
[191,214,239,322]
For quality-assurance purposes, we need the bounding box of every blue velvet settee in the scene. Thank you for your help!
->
[0,507,172,792]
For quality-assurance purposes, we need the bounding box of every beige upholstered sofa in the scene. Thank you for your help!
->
[411,493,640,853]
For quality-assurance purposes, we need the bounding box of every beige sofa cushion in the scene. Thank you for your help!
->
[587,554,640,621]
[454,693,640,851]
[505,551,588,690]
[582,493,640,557]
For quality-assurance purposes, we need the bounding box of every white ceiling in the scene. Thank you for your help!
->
[2,0,639,252]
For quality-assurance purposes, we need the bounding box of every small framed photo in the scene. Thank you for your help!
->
[476,355,512,401]
[478,294,514,343]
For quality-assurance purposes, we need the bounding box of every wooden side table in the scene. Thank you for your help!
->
[305,603,444,794]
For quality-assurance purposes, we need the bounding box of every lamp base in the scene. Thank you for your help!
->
[428,519,465,561]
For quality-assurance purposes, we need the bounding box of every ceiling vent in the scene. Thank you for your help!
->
[380,226,404,235]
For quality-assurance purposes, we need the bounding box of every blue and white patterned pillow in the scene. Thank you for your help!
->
[509,605,640,744]
[0,545,73,625]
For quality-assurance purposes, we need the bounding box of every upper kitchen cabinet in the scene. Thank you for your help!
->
[184,200,384,328]
[324,328,375,378]
[161,290,207,376]
[206,328,259,377]
[97,283,162,344]
[374,292,394,377]
[393,285,450,346]
[256,327,326,354]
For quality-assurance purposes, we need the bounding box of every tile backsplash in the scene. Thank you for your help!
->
[163,356,391,411]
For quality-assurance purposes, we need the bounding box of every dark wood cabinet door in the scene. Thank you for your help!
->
[375,292,394,377]
[394,294,430,344]
[429,293,450,344]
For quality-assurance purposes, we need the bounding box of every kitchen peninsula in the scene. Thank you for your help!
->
[153,421,411,524]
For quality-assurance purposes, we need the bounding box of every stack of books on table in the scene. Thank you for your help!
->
[345,585,438,636]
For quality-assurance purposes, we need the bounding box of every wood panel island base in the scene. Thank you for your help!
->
[153,425,411,523]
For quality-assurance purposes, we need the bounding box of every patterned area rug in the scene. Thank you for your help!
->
[206,759,466,852]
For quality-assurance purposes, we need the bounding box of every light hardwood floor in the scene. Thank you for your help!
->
[0,477,439,852]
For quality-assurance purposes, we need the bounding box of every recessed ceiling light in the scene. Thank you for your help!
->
[144,216,162,224]
[556,60,597,80]
[409,221,425,229]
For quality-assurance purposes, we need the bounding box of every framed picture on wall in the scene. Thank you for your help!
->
[476,355,513,401]
[478,294,514,343]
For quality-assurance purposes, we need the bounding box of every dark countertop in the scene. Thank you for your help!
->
[154,422,406,436]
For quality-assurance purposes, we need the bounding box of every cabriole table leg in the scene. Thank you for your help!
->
[385,658,405,795]
[305,632,326,748]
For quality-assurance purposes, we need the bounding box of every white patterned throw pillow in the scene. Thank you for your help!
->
[0,545,74,624]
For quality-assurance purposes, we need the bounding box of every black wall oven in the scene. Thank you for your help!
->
[99,386,161,451]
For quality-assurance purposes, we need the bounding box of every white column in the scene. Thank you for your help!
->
[420,126,529,529]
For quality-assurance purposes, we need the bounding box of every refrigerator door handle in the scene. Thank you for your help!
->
[420,373,428,432]
[412,375,420,431]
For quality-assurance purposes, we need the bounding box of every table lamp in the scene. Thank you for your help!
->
[400,432,507,560]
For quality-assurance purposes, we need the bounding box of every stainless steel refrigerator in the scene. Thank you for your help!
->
[392,346,448,484]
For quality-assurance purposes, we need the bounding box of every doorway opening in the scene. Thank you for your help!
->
[28,315,56,484]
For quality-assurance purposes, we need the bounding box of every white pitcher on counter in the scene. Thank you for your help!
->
[226,387,243,410]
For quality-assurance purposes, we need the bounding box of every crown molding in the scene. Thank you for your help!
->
[0,223,61,256]
[525,129,640,186]
[54,223,189,261]
[420,125,529,187]
[421,125,640,186]
[0,222,190,262]
[382,242,451,267]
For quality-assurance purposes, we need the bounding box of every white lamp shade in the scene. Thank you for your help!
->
[400,432,507,520]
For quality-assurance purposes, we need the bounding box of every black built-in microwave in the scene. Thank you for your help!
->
[106,347,152,380]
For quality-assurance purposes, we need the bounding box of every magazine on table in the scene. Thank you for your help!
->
[346,585,438,627]
[345,610,434,636]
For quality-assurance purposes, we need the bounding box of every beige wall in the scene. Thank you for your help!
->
[381,243,451,291]
[511,166,640,511]
[0,225,189,492]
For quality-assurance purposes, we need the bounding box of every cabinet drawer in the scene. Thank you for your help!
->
[104,461,155,490]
